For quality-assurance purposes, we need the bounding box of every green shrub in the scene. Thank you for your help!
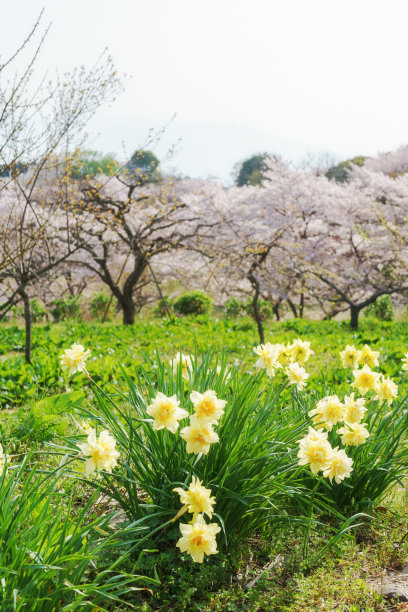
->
[89,291,113,321]
[244,298,273,322]
[31,298,48,323]
[153,296,174,317]
[10,304,23,320]
[365,296,394,321]
[51,295,82,322]
[174,291,213,316]
[224,297,246,318]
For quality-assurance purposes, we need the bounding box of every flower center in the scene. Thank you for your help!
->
[160,402,175,419]
[309,448,327,462]
[193,431,208,444]
[192,534,204,547]
[90,445,104,461]
[200,398,215,415]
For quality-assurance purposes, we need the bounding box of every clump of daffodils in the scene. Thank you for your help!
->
[174,477,220,563]
[170,352,193,380]
[253,338,312,390]
[296,342,401,485]
[146,386,225,455]
[78,428,120,476]
[351,352,397,405]
[297,427,354,484]
[340,344,380,370]
[341,344,398,406]
[147,392,189,433]
[60,344,91,376]
[297,389,373,484]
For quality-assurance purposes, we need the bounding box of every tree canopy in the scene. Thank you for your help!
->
[70,150,120,178]
[126,149,161,184]
[325,156,366,183]
[235,153,270,187]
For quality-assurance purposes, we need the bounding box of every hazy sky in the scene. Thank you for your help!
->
[2,0,408,182]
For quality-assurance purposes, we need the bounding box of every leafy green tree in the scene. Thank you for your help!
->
[325,156,365,183]
[126,149,160,184]
[235,153,269,187]
[71,150,119,178]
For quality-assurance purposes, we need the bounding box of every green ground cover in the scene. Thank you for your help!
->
[0,316,406,408]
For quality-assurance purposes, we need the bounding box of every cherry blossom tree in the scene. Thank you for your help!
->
[211,156,408,332]
[0,15,122,360]
[67,176,221,324]
[284,159,408,329]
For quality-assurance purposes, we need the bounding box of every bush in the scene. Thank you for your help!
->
[31,298,47,323]
[89,291,113,321]
[365,295,394,321]
[174,291,213,316]
[10,304,23,320]
[244,298,273,322]
[154,296,174,317]
[224,297,246,318]
[51,295,82,322]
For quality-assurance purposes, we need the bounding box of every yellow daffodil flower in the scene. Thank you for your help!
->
[146,392,189,433]
[176,514,221,563]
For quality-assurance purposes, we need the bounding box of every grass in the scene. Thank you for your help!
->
[0,315,407,408]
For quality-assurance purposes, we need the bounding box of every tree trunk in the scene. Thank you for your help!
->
[287,299,298,319]
[248,274,264,344]
[350,304,360,330]
[19,287,32,363]
[299,292,305,319]
[253,298,264,344]
[273,301,281,321]
[122,298,135,325]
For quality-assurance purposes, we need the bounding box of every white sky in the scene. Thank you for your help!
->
[2,0,408,182]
